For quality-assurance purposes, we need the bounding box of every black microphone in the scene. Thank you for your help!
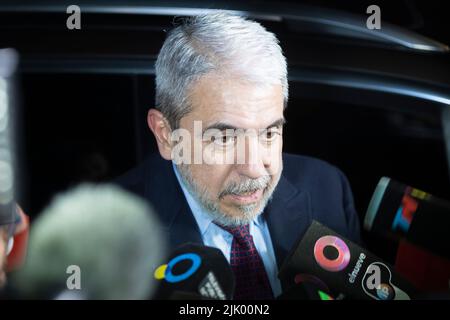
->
[394,239,450,293]
[153,243,235,300]
[364,177,450,259]
[277,274,334,300]
[278,220,417,300]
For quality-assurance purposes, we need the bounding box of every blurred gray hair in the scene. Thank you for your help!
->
[155,11,288,129]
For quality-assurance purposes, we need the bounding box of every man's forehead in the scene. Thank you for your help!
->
[201,113,285,132]
[187,81,283,125]
[187,102,285,131]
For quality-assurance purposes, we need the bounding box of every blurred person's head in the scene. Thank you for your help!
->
[148,12,288,227]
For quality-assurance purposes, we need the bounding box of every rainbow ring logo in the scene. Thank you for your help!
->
[154,253,202,283]
[314,236,351,272]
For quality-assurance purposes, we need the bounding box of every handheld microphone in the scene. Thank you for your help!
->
[0,48,18,228]
[12,183,167,299]
[5,206,29,272]
[278,220,417,300]
[365,177,450,259]
[277,274,334,300]
[153,243,235,300]
[395,239,450,292]
[0,48,19,291]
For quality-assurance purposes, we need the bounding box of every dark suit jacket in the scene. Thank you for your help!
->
[117,153,360,267]
[115,152,361,289]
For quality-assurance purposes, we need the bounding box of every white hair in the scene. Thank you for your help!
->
[155,11,288,129]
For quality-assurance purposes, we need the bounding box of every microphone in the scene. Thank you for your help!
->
[278,220,417,300]
[0,48,18,228]
[12,183,167,299]
[5,206,29,272]
[277,274,334,300]
[153,243,235,300]
[0,48,19,291]
[395,239,450,293]
[364,177,450,259]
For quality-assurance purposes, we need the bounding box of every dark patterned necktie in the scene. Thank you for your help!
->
[216,223,274,300]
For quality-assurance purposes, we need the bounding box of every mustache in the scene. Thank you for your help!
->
[219,175,271,198]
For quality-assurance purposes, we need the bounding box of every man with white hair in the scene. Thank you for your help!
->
[117,12,361,300]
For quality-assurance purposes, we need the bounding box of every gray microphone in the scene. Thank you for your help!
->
[12,183,167,299]
[0,48,18,228]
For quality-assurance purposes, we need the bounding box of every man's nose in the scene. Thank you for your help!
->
[235,162,268,180]
[234,135,270,179]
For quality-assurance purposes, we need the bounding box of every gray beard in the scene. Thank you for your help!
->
[175,163,281,227]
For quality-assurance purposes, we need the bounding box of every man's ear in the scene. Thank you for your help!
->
[147,108,173,160]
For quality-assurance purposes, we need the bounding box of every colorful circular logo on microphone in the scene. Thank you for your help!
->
[314,235,351,272]
[376,283,394,300]
[154,253,201,283]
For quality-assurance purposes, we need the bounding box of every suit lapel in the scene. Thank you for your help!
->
[144,156,203,249]
[144,155,312,262]
[264,175,312,273]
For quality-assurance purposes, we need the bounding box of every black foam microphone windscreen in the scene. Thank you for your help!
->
[153,243,235,300]
[277,274,334,300]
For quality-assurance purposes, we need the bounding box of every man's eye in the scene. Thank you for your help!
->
[262,129,280,142]
[212,134,235,146]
